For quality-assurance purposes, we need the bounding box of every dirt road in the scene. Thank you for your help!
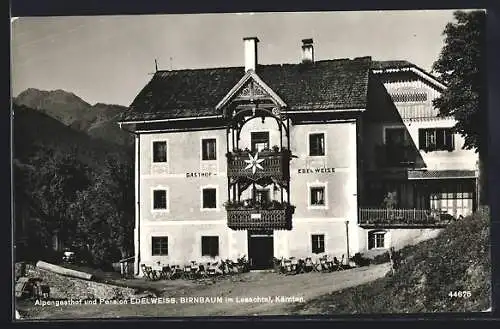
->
[17,263,390,319]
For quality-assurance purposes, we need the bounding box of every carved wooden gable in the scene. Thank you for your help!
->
[216,71,287,116]
[234,80,269,100]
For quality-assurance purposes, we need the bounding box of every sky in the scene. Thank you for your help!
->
[11,10,459,107]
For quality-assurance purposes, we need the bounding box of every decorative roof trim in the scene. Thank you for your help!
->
[215,70,287,110]
[372,66,447,91]
[407,169,477,180]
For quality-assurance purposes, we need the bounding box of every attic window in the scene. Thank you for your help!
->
[391,92,428,103]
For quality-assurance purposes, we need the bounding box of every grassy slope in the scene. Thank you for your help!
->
[292,209,491,314]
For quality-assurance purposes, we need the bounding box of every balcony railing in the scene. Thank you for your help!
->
[375,145,417,168]
[359,208,455,228]
[226,149,291,182]
[225,200,295,230]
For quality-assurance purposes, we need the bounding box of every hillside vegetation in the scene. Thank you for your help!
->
[13,103,134,266]
[293,208,491,314]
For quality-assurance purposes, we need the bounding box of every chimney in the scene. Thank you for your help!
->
[301,38,314,63]
[243,37,259,72]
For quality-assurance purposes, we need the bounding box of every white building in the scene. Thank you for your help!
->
[118,37,478,274]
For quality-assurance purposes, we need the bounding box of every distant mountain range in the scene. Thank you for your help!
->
[14,88,133,147]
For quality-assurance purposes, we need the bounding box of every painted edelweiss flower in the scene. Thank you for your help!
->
[244,152,265,174]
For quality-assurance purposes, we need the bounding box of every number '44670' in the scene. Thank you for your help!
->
[448,291,471,298]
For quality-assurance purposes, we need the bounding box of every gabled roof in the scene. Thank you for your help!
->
[121,57,372,122]
[371,60,447,91]
[215,70,287,110]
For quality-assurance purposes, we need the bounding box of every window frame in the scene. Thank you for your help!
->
[418,128,455,152]
[201,137,217,161]
[200,185,219,211]
[201,236,219,257]
[152,140,168,163]
[151,186,169,213]
[151,236,169,256]
[307,131,326,157]
[383,126,411,146]
[307,182,328,210]
[250,131,270,152]
[311,234,325,254]
[368,230,387,250]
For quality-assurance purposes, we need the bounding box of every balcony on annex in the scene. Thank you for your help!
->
[218,38,295,230]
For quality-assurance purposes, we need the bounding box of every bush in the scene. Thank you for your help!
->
[350,253,370,267]
[293,210,491,313]
[371,252,390,265]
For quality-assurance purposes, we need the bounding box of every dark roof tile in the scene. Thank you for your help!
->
[122,57,372,121]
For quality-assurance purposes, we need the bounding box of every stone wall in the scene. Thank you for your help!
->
[19,263,136,300]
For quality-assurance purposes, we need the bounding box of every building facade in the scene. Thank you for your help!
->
[119,38,478,274]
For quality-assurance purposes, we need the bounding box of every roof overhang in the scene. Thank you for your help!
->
[118,115,222,125]
[372,66,447,91]
[407,169,477,180]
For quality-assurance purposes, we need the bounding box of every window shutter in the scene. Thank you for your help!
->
[368,233,375,249]
[418,129,426,151]
[446,130,454,151]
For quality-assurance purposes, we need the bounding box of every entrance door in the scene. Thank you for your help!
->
[248,230,274,270]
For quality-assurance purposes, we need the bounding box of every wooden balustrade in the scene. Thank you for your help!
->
[227,205,294,230]
[359,208,454,228]
[226,150,290,182]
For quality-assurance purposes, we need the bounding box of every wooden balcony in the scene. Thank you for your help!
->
[226,149,291,183]
[359,208,454,228]
[375,145,417,168]
[226,201,295,230]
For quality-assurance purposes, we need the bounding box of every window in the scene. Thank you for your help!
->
[152,237,168,256]
[251,132,269,152]
[152,141,167,162]
[385,127,411,146]
[309,133,325,156]
[368,231,386,250]
[310,186,325,206]
[430,181,474,218]
[201,236,219,257]
[202,188,217,209]
[254,188,270,204]
[419,128,454,152]
[202,138,217,160]
[311,234,325,254]
[153,190,167,210]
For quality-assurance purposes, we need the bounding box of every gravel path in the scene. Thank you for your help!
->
[17,263,391,319]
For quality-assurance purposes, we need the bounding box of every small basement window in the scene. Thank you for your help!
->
[368,230,387,250]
